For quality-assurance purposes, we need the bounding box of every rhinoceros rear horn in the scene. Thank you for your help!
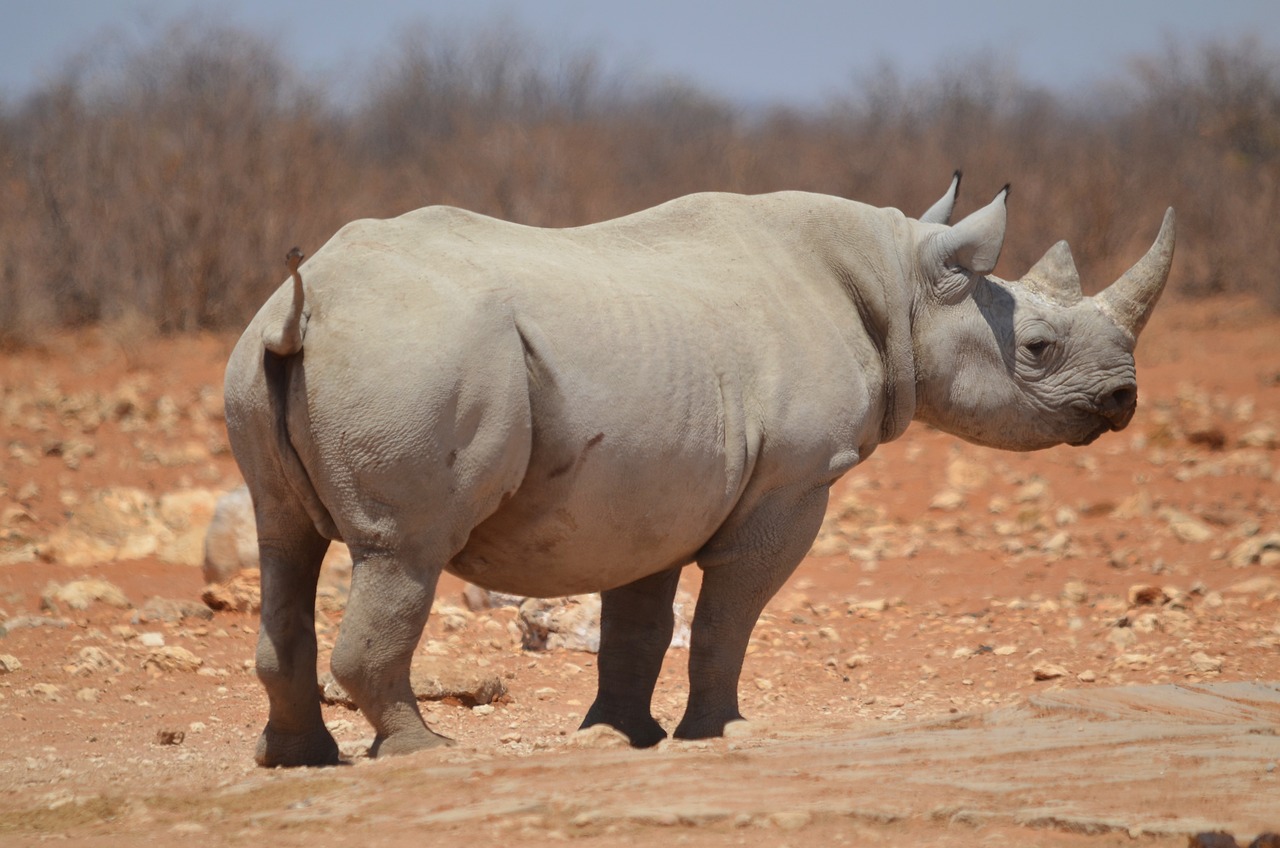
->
[1094,208,1176,341]
[920,171,962,225]
[1022,240,1082,306]
[943,185,1008,275]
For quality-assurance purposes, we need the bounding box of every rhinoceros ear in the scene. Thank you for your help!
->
[942,185,1007,275]
[919,171,962,225]
[1021,240,1082,306]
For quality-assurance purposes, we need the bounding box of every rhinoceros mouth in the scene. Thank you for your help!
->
[1069,419,1113,447]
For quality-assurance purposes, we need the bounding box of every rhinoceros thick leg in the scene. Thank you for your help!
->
[580,565,681,747]
[675,485,830,740]
[253,491,339,768]
[329,545,451,757]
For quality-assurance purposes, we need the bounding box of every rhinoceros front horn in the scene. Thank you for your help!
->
[1095,208,1176,341]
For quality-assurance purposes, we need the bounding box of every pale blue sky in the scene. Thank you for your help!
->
[3,0,1278,106]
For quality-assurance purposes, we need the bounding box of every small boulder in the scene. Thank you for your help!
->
[201,571,261,613]
[142,646,203,673]
[202,486,258,584]
[42,578,131,611]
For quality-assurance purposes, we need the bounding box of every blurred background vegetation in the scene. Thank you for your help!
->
[1,19,1277,344]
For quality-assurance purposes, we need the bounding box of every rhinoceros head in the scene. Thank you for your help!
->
[909,184,1175,451]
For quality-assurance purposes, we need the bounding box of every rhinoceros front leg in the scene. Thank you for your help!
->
[329,545,451,757]
[675,484,830,740]
[580,565,681,747]
[253,493,340,768]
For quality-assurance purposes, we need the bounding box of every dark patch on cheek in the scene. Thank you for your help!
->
[547,459,574,479]
[446,448,458,468]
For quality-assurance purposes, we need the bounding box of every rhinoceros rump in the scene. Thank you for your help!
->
[224,177,1174,766]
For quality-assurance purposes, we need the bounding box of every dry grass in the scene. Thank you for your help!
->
[1,21,1277,343]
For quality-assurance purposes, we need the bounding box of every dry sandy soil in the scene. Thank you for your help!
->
[1,297,1278,846]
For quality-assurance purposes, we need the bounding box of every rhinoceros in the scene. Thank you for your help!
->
[224,175,1174,766]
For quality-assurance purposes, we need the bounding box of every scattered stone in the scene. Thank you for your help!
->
[42,578,130,611]
[1226,576,1280,595]
[567,724,630,749]
[1238,425,1278,449]
[138,632,165,648]
[1128,584,1169,606]
[0,615,71,636]
[1189,832,1241,848]
[155,729,185,746]
[769,811,812,831]
[137,597,213,624]
[201,571,261,613]
[36,487,216,566]
[156,489,218,566]
[1160,509,1215,544]
[929,490,965,511]
[202,486,258,583]
[1107,627,1138,649]
[31,683,62,701]
[142,647,203,673]
[1076,670,1097,683]
[0,654,23,673]
[1227,533,1280,569]
[1189,652,1224,674]
[1061,580,1089,604]
[75,687,101,703]
[945,454,990,491]
[1032,663,1068,681]
[65,646,125,677]
[518,595,602,653]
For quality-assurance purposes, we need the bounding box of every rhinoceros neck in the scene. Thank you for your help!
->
[806,199,919,446]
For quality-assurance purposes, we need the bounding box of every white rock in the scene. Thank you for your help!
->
[202,486,258,584]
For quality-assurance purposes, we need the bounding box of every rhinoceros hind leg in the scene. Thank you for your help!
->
[330,545,451,757]
[675,485,829,740]
[580,566,682,747]
[252,487,338,767]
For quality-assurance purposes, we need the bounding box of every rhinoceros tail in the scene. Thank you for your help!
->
[260,347,341,541]
[263,248,308,356]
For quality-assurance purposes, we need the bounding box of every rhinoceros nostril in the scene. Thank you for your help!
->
[1106,385,1135,412]
[1099,383,1137,429]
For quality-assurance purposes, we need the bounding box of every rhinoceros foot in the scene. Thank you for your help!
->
[368,725,454,758]
[254,724,341,768]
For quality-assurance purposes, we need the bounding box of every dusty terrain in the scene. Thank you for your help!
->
[1,297,1278,846]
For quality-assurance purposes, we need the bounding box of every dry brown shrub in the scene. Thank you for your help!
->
[0,21,1276,345]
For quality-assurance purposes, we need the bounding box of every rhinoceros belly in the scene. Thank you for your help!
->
[446,437,733,597]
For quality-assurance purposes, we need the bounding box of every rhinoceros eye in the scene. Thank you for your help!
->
[1023,339,1051,357]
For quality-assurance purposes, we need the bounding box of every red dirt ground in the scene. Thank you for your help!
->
[1,296,1278,846]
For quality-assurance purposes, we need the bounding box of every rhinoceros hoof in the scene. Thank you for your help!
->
[368,727,454,758]
[254,724,341,768]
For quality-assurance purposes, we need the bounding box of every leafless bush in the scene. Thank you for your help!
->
[1,21,1276,344]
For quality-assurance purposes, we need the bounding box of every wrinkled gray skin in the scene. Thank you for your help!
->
[224,175,1175,766]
